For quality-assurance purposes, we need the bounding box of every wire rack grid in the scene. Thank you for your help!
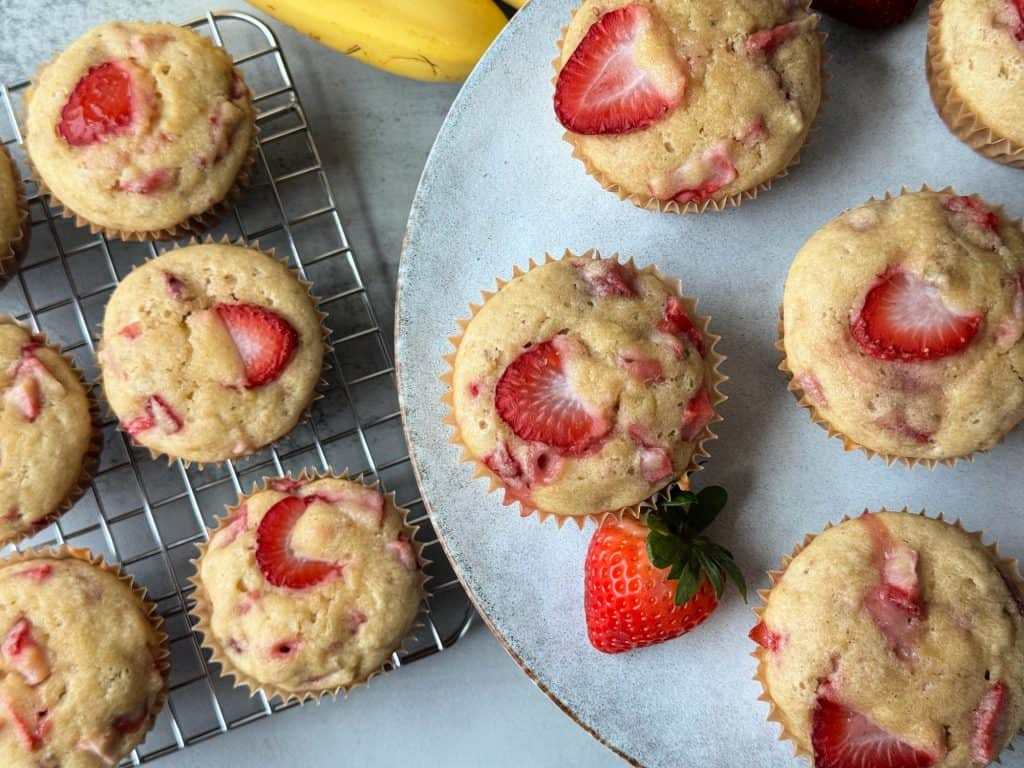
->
[0,11,474,764]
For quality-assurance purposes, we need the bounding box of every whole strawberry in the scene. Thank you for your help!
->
[812,0,919,29]
[584,485,745,654]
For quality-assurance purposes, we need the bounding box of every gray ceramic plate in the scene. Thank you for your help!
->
[396,1,1024,765]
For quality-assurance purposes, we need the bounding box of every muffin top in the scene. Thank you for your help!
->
[0,147,22,255]
[25,21,255,235]
[753,511,1024,768]
[98,243,323,464]
[932,0,1024,147]
[0,320,92,546]
[0,554,167,768]
[555,0,822,205]
[197,476,422,695]
[782,190,1024,462]
[451,255,718,518]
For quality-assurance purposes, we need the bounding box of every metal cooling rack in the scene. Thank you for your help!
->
[0,11,474,764]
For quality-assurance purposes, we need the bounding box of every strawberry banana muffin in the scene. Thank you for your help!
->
[98,243,323,464]
[448,253,722,521]
[751,511,1024,768]
[1,319,94,547]
[0,145,27,282]
[781,190,1024,464]
[0,550,168,767]
[928,0,1024,168]
[25,21,255,239]
[192,475,423,699]
[553,0,823,211]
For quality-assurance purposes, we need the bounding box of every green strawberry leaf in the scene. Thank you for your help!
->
[674,562,700,606]
[715,554,747,603]
[686,485,727,533]
[697,550,724,600]
[646,532,679,569]
[661,489,698,507]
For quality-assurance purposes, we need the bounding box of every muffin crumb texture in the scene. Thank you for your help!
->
[197,476,422,696]
[755,511,1024,768]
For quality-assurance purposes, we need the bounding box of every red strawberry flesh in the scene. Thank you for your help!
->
[942,195,1000,231]
[850,267,981,362]
[658,296,705,356]
[214,303,299,388]
[812,692,935,768]
[650,142,737,203]
[574,259,638,299]
[860,513,923,660]
[255,496,343,589]
[494,339,611,455]
[618,350,664,383]
[584,516,717,653]
[2,618,49,686]
[58,61,138,147]
[117,167,179,194]
[681,386,714,442]
[749,619,783,652]
[746,22,801,58]
[971,681,1010,764]
[554,4,686,135]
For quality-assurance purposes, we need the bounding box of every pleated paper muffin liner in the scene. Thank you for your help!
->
[440,249,728,529]
[96,234,329,469]
[23,53,258,242]
[926,0,1024,170]
[776,185,1021,470]
[552,3,829,214]
[749,509,1024,762]
[188,469,429,705]
[0,315,102,548]
[0,545,171,761]
[0,143,29,285]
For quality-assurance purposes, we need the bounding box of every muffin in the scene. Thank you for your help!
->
[443,251,725,523]
[25,21,256,240]
[190,473,424,701]
[0,144,28,284]
[751,510,1024,767]
[0,547,169,767]
[553,0,824,213]
[98,241,324,465]
[1,317,97,547]
[780,189,1024,466]
[927,0,1024,168]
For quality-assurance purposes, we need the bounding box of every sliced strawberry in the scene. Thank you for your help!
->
[658,296,705,356]
[5,374,40,422]
[649,142,737,203]
[214,303,299,388]
[122,394,181,437]
[574,259,638,299]
[554,4,686,135]
[163,271,191,302]
[14,565,52,583]
[0,696,50,752]
[255,496,343,589]
[681,386,714,442]
[971,681,1011,764]
[385,534,418,571]
[859,514,924,660]
[794,370,828,408]
[618,350,664,383]
[850,267,982,362]
[746,21,801,58]
[119,322,142,340]
[216,505,249,548]
[58,61,148,147]
[875,411,934,445]
[1009,0,1024,41]
[117,166,179,194]
[2,618,49,686]
[301,484,386,529]
[494,338,611,455]
[484,441,527,488]
[942,195,1000,231]
[740,115,769,145]
[994,273,1024,348]
[628,424,674,483]
[266,478,302,494]
[812,692,936,768]
[749,619,784,652]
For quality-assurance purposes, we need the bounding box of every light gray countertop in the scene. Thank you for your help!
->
[0,1,622,766]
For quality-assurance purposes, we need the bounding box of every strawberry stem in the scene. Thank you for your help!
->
[645,485,746,605]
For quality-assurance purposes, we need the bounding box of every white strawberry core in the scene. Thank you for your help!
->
[867,271,975,348]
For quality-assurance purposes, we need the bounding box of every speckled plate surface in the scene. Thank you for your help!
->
[395,2,1024,766]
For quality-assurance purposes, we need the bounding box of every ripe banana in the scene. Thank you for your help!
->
[247,0,509,82]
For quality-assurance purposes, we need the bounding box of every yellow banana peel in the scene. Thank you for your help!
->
[247,0,508,82]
